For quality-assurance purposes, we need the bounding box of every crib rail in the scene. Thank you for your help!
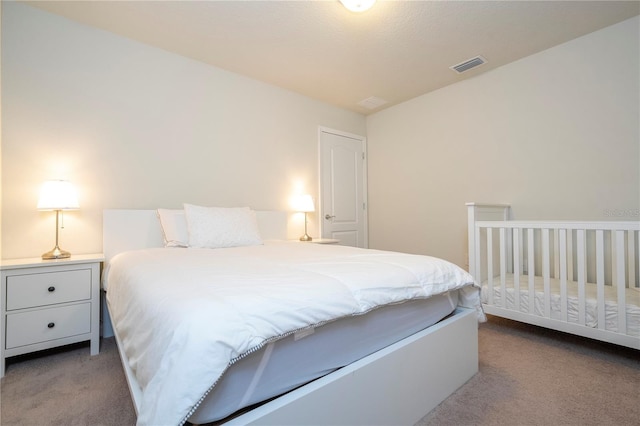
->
[467,203,640,349]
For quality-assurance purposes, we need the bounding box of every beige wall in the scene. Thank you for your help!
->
[1,3,366,259]
[0,1,3,262]
[366,16,639,268]
[3,4,638,265]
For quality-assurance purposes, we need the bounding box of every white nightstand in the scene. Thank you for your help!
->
[0,253,103,377]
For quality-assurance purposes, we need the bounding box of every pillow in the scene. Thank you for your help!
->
[157,209,189,248]
[183,204,263,249]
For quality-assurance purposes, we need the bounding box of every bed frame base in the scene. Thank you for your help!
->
[222,307,477,425]
[111,305,478,425]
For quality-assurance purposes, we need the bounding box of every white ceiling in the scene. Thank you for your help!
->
[26,0,640,115]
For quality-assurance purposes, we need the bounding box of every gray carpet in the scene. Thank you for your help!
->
[418,317,640,426]
[1,338,136,426]
[1,316,638,426]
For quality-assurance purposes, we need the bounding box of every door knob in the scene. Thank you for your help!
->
[325,214,335,220]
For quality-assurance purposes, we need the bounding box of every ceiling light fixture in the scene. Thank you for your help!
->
[339,0,376,13]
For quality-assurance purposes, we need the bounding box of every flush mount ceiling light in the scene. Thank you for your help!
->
[339,0,376,13]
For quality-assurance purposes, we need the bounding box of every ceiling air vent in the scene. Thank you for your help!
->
[357,96,388,110]
[450,56,487,74]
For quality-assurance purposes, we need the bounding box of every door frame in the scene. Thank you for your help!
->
[317,126,369,248]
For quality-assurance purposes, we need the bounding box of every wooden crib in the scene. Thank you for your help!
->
[467,203,639,349]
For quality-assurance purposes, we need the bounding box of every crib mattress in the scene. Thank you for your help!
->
[482,274,640,337]
[190,291,458,423]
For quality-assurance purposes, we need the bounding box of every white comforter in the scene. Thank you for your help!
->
[104,241,481,425]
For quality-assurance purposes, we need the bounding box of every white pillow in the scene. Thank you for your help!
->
[184,204,263,249]
[157,209,189,248]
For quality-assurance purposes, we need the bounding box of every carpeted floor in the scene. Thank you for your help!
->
[417,317,640,426]
[0,338,136,426]
[1,316,638,425]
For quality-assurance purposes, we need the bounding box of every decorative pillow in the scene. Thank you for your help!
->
[183,204,263,249]
[157,209,189,248]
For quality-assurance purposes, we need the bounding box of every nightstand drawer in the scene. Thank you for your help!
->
[5,303,91,349]
[6,269,91,310]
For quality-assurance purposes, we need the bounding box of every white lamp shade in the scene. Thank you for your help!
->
[37,180,80,210]
[339,0,376,13]
[294,194,315,213]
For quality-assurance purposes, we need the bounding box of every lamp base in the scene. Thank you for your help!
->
[42,246,71,260]
[299,234,313,242]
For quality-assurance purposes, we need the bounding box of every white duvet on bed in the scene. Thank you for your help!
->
[104,241,481,426]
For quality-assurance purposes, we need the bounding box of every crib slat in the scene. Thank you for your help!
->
[612,231,617,289]
[507,228,513,274]
[518,227,524,275]
[553,229,559,279]
[528,228,535,315]
[500,228,507,309]
[474,225,481,286]
[559,229,568,322]
[567,229,574,281]
[577,229,586,326]
[615,230,627,334]
[543,228,551,318]
[487,228,493,305]
[628,230,636,288]
[596,230,605,331]
[513,228,521,311]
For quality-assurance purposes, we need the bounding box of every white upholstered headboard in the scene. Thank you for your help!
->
[102,209,288,262]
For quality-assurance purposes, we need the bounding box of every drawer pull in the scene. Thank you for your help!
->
[47,322,55,329]
[48,286,56,292]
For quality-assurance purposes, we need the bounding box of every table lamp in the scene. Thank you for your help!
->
[296,194,315,242]
[37,180,79,259]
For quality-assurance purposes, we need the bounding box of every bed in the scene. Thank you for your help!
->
[102,207,483,425]
[467,203,639,350]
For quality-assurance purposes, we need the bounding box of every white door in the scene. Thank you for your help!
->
[319,127,368,248]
